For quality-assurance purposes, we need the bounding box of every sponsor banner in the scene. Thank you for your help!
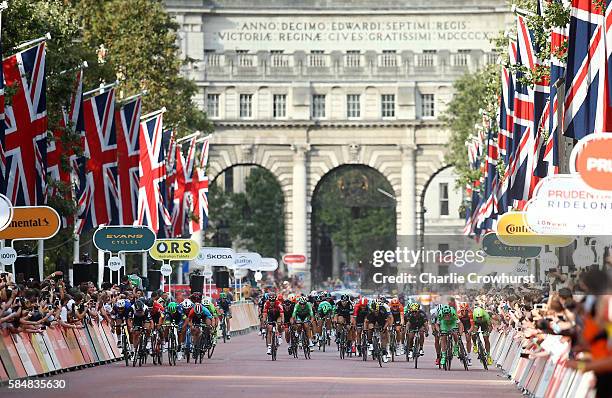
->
[193,247,235,268]
[525,174,612,235]
[0,206,61,240]
[149,239,199,261]
[93,225,156,253]
[259,257,279,271]
[232,252,262,270]
[495,212,574,247]
[569,134,612,190]
[482,233,541,259]
[0,194,13,232]
[283,253,307,264]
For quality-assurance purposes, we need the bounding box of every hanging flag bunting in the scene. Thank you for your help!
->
[116,96,142,225]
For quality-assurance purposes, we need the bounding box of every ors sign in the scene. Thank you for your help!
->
[150,239,199,261]
[93,226,156,252]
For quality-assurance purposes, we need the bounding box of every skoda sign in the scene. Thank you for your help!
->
[193,247,236,268]
[93,226,156,253]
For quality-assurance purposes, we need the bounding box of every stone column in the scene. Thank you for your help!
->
[291,144,309,284]
[397,144,418,293]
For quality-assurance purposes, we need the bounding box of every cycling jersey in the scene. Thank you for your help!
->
[131,307,152,327]
[112,302,133,320]
[292,303,313,322]
[317,301,333,317]
[366,307,390,326]
[164,308,185,325]
[458,308,474,331]
[438,307,459,333]
[334,301,353,319]
[474,310,492,326]
[217,298,232,312]
[353,302,369,325]
[263,300,284,322]
[282,301,295,324]
[204,303,218,317]
[188,307,213,324]
[405,309,428,330]
[390,305,403,324]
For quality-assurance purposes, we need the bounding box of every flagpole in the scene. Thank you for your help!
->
[141,107,167,121]
[56,61,88,76]
[175,132,200,143]
[83,81,119,97]
[71,234,78,286]
[97,249,104,288]
[13,32,51,50]
[141,252,147,278]
[120,90,148,103]
[511,5,536,18]
[37,240,44,281]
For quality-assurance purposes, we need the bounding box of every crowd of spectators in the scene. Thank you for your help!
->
[460,268,611,398]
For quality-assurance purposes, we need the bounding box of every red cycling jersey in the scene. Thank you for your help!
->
[263,300,284,318]
[353,302,369,317]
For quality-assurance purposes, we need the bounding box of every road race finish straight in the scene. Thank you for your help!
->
[0,206,61,240]
[149,239,199,261]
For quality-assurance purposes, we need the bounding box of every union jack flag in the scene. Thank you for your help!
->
[564,0,608,138]
[116,97,142,225]
[189,136,210,234]
[2,43,47,206]
[46,69,84,211]
[476,127,499,232]
[171,137,196,237]
[508,16,540,203]
[75,88,119,233]
[136,112,171,234]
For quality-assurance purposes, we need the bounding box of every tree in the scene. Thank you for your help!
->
[73,0,211,134]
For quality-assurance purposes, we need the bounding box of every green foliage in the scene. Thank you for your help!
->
[206,167,285,259]
[312,167,396,266]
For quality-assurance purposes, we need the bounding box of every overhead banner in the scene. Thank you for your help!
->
[259,257,279,271]
[149,239,199,261]
[0,206,60,240]
[482,233,541,259]
[524,174,612,235]
[570,134,612,191]
[495,212,573,247]
[93,226,156,252]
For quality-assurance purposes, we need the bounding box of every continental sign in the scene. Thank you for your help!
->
[495,212,573,247]
[149,239,199,261]
[93,226,156,252]
[0,206,60,240]
[482,232,541,259]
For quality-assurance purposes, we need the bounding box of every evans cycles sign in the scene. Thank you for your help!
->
[482,233,541,259]
[93,226,156,252]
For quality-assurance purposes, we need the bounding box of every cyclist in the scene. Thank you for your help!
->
[309,292,322,335]
[263,293,284,355]
[217,292,233,341]
[283,294,297,354]
[180,298,195,355]
[438,304,464,367]
[352,297,370,356]
[430,304,442,365]
[389,298,405,356]
[316,299,334,345]
[202,298,220,341]
[405,302,428,359]
[163,302,187,360]
[364,301,393,362]
[111,298,133,349]
[334,294,353,353]
[186,302,214,349]
[458,302,474,366]
[472,306,493,365]
[130,300,152,352]
[291,296,315,348]
[258,293,269,336]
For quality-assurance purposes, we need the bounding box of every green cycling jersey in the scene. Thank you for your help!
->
[317,301,333,316]
[292,302,314,321]
[438,306,459,333]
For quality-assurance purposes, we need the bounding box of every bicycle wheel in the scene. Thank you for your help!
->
[478,336,488,370]
[361,334,368,361]
[221,319,227,344]
[459,340,469,371]
[414,341,419,369]
[373,337,382,367]
[122,333,130,367]
[271,330,278,361]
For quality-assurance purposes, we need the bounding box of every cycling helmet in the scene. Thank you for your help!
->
[167,302,178,313]
[134,300,145,312]
[219,292,227,299]
[202,298,211,306]
[181,299,193,310]
[116,299,126,308]
[409,302,420,312]
[459,303,470,312]
[390,298,400,306]
[269,293,277,302]
[325,292,332,299]
[309,290,317,297]
[369,301,380,311]
[288,293,296,302]
[298,297,307,305]
[193,303,203,315]
[152,301,164,314]
[263,293,269,301]
[440,305,452,315]
[341,294,349,302]
[473,307,486,319]
[277,293,283,301]
[358,297,368,306]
